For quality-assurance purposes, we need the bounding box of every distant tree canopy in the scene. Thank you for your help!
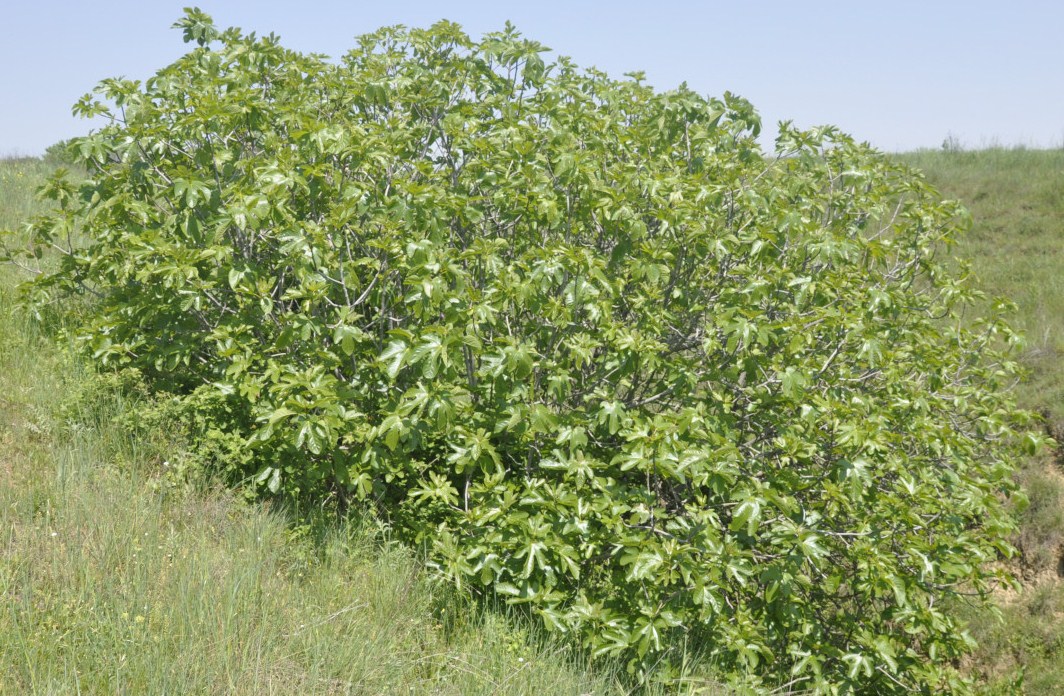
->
[42,138,79,166]
[10,8,1044,692]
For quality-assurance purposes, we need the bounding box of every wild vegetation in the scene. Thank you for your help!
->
[901,148,1064,695]
[0,157,665,696]
[1,9,1059,695]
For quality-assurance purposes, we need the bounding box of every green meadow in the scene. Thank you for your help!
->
[1,147,1062,693]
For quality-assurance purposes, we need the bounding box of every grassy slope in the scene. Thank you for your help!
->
[0,158,675,695]
[901,149,1064,694]
[903,149,1064,427]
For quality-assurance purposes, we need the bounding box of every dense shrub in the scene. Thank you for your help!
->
[42,138,79,167]
[8,9,1046,691]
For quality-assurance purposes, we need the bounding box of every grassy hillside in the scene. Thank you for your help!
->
[2,148,1062,693]
[903,149,1064,428]
[0,158,689,695]
[901,148,1064,694]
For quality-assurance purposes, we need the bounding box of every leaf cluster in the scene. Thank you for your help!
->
[9,9,1045,691]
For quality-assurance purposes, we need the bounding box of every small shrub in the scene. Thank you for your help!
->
[118,384,257,490]
[42,138,80,167]
[8,8,1046,692]
[56,367,149,433]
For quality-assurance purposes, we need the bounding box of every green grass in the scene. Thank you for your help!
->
[901,148,1064,428]
[900,148,1064,694]
[0,157,58,226]
[1,158,714,695]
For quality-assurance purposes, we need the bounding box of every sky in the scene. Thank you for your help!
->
[2,0,1062,156]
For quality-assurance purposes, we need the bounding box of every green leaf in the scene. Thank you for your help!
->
[730,499,761,536]
[228,268,244,290]
[379,340,408,380]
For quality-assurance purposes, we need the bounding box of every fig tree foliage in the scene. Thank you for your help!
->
[9,8,1043,692]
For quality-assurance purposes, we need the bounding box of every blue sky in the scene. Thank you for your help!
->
[2,0,1061,155]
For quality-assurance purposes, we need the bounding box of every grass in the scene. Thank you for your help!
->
[900,148,1064,694]
[901,148,1064,428]
[0,158,707,695]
